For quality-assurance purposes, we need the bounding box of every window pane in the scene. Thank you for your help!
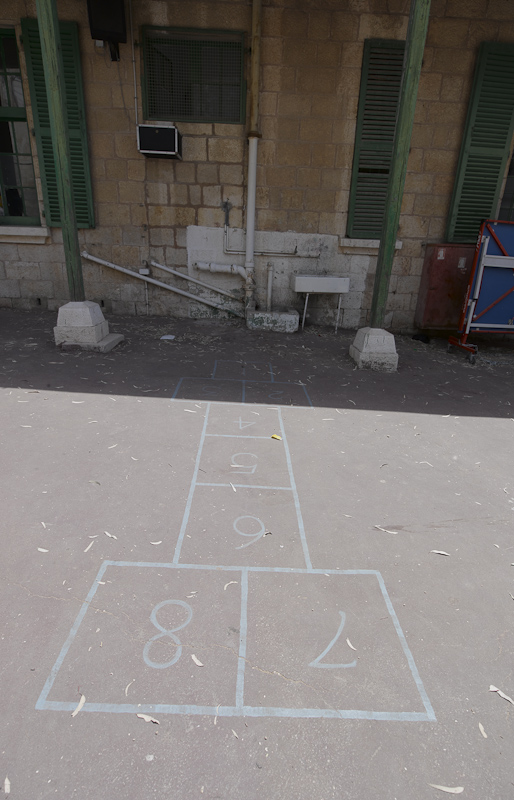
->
[0,120,14,153]
[0,28,39,224]
[0,76,8,106]
[0,148,38,219]
[24,187,39,216]
[3,37,20,71]
[8,75,24,107]
[19,155,36,187]
[13,121,31,153]
[1,153,21,186]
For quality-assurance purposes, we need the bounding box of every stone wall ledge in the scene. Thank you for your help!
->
[0,226,50,244]
[339,237,403,252]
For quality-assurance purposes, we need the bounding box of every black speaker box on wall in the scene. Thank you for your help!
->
[87,0,127,43]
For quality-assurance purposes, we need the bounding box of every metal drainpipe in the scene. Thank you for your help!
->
[244,0,262,314]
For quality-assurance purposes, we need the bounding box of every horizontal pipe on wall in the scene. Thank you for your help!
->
[80,251,245,318]
[223,226,321,258]
[195,261,247,280]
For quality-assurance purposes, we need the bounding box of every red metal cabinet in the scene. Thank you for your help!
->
[415,243,475,331]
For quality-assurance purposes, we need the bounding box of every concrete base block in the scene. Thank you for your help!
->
[54,301,124,352]
[246,310,299,333]
[54,320,109,345]
[349,327,398,372]
[61,333,125,353]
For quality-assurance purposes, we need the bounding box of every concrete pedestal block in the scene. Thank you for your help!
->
[54,301,124,352]
[349,327,398,372]
[54,320,109,345]
[246,310,299,333]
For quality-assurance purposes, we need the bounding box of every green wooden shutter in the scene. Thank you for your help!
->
[21,18,94,228]
[347,39,405,239]
[446,43,514,243]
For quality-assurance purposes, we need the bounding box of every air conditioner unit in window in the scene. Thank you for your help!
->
[137,125,182,159]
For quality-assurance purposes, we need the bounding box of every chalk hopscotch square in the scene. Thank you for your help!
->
[37,564,434,721]
[205,404,282,438]
[243,570,434,720]
[243,381,312,408]
[212,360,272,381]
[197,436,291,489]
[38,565,242,713]
[172,378,243,404]
[176,485,307,568]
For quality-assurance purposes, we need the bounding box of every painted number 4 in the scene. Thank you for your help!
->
[236,417,255,430]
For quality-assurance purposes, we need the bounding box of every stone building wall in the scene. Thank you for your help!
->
[1,0,514,330]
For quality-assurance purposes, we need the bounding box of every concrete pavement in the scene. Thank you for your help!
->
[1,308,514,799]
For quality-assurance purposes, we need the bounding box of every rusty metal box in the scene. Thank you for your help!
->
[414,243,475,331]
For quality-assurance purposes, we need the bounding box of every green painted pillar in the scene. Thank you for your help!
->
[35,0,85,302]
[369,0,431,328]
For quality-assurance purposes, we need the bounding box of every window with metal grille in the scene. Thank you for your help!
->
[0,29,40,225]
[142,27,245,124]
[346,39,405,239]
[447,43,514,243]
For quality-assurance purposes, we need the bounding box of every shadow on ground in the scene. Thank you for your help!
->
[2,308,514,418]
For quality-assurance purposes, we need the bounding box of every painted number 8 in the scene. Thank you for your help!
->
[143,600,193,669]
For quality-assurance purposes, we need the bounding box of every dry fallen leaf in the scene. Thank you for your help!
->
[37,548,49,553]
[4,776,10,795]
[271,434,282,440]
[375,525,398,535]
[478,722,487,738]
[137,713,160,724]
[71,694,86,717]
[346,638,357,651]
[224,581,238,591]
[490,685,514,705]
[150,541,162,546]
[192,655,204,667]
[430,550,450,556]
[428,785,464,795]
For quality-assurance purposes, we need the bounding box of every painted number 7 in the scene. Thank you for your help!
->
[309,611,357,669]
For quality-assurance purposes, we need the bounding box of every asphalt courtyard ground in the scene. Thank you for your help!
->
[1,307,514,799]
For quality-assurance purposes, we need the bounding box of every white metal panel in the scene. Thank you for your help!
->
[294,276,350,293]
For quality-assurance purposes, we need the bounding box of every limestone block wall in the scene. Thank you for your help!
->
[1,0,514,330]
